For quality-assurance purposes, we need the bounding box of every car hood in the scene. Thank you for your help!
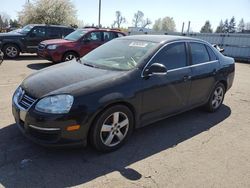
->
[21,61,125,99]
[0,32,25,38]
[41,39,73,45]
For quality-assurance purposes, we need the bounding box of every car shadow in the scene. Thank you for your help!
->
[26,62,54,70]
[0,105,231,188]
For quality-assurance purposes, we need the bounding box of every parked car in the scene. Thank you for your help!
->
[0,50,3,65]
[12,35,235,152]
[37,28,126,62]
[0,24,75,58]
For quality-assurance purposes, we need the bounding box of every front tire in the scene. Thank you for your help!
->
[90,105,134,152]
[62,52,78,62]
[205,83,225,112]
[3,44,20,58]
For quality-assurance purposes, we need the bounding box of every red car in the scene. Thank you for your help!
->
[37,28,126,62]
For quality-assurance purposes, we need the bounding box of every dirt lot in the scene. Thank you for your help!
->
[0,56,249,188]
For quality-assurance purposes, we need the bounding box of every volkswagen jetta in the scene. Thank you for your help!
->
[12,35,235,152]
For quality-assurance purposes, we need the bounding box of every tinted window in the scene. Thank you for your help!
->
[152,42,187,70]
[86,31,102,42]
[47,27,61,38]
[190,43,210,65]
[63,28,74,37]
[30,27,46,37]
[103,32,117,42]
[206,45,217,61]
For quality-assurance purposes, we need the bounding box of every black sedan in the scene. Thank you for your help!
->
[12,35,235,152]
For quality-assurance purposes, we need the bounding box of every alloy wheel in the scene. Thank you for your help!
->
[100,112,129,147]
[6,46,18,58]
[65,54,76,61]
[211,86,224,109]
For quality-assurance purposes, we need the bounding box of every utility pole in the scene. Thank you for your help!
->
[98,0,101,28]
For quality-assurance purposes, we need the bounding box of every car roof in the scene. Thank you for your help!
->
[118,35,206,44]
[77,28,125,34]
[27,24,73,29]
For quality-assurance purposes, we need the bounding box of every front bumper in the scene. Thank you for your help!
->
[12,100,88,147]
[37,49,62,63]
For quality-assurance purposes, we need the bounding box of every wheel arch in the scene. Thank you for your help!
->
[87,100,137,143]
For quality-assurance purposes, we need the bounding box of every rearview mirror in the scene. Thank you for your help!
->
[144,63,167,77]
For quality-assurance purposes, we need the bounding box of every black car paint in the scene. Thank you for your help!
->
[12,35,235,146]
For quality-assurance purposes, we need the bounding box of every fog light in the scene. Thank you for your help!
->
[66,125,80,131]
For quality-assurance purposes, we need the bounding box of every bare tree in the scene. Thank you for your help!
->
[142,18,152,28]
[18,0,77,26]
[112,11,126,28]
[132,10,144,27]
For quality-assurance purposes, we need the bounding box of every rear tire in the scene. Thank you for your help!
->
[90,105,134,152]
[204,83,225,112]
[62,52,78,62]
[3,44,20,59]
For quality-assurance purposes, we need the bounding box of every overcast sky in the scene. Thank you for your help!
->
[1,0,250,32]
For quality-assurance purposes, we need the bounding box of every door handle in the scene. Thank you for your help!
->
[183,75,191,82]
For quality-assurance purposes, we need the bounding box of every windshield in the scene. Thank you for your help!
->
[81,39,157,71]
[18,25,34,34]
[64,30,87,41]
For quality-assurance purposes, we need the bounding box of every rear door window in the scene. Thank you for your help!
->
[189,43,210,65]
[152,42,187,70]
[103,32,118,42]
[47,27,61,38]
[30,27,46,38]
[206,45,217,61]
[86,31,102,42]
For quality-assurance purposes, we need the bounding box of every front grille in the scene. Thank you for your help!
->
[18,92,36,110]
[38,43,46,50]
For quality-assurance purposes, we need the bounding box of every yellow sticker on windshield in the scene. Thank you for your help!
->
[129,42,148,48]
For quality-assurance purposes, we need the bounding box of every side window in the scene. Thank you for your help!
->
[152,42,187,70]
[206,45,217,61]
[86,32,102,42]
[63,28,74,38]
[189,43,210,65]
[117,33,124,37]
[30,27,46,38]
[47,27,61,38]
[103,32,118,42]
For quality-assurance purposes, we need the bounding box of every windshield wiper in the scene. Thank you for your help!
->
[83,62,99,68]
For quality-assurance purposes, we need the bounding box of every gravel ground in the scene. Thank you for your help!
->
[0,56,249,188]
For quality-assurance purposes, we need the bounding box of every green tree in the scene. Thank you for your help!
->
[215,20,224,33]
[153,17,176,32]
[222,19,229,33]
[9,19,20,28]
[228,16,236,33]
[18,0,77,26]
[153,18,161,31]
[200,20,213,33]
[237,18,245,32]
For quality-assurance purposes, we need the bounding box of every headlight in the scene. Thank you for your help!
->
[13,86,23,103]
[35,95,74,114]
[47,44,58,50]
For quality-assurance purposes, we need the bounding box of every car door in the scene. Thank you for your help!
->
[79,31,103,56]
[188,42,219,106]
[24,26,46,53]
[141,42,192,124]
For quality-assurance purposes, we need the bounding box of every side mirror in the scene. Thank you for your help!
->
[144,63,167,77]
